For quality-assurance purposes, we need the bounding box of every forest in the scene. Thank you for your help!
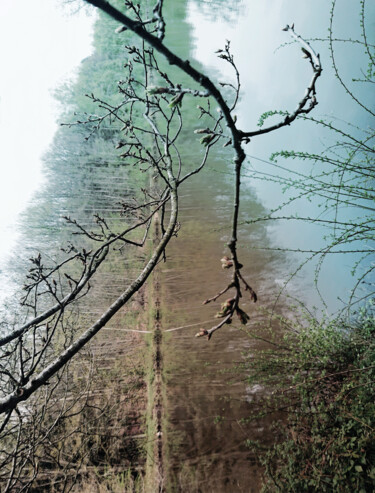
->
[0,0,374,491]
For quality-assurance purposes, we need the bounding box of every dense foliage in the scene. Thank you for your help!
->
[250,309,375,491]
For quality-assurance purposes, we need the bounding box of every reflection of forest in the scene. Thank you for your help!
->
[160,172,284,491]
[189,0,244,22]
[0,0,290,490]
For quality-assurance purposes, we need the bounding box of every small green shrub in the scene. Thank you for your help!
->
[246,309,375,491]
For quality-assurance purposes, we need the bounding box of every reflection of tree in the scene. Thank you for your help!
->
[190,0,243,23]
[0,0,322,489]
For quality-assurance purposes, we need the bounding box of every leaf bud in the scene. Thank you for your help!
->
[115,25,128,33]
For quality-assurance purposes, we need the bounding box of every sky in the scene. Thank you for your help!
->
[0,0,95,265]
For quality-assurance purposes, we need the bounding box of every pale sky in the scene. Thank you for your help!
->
[0,0,95,265]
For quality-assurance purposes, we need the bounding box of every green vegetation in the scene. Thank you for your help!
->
[244,308,375,491]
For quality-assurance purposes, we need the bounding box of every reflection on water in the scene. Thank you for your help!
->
[159,145,292,490]
[0,1,283,490]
